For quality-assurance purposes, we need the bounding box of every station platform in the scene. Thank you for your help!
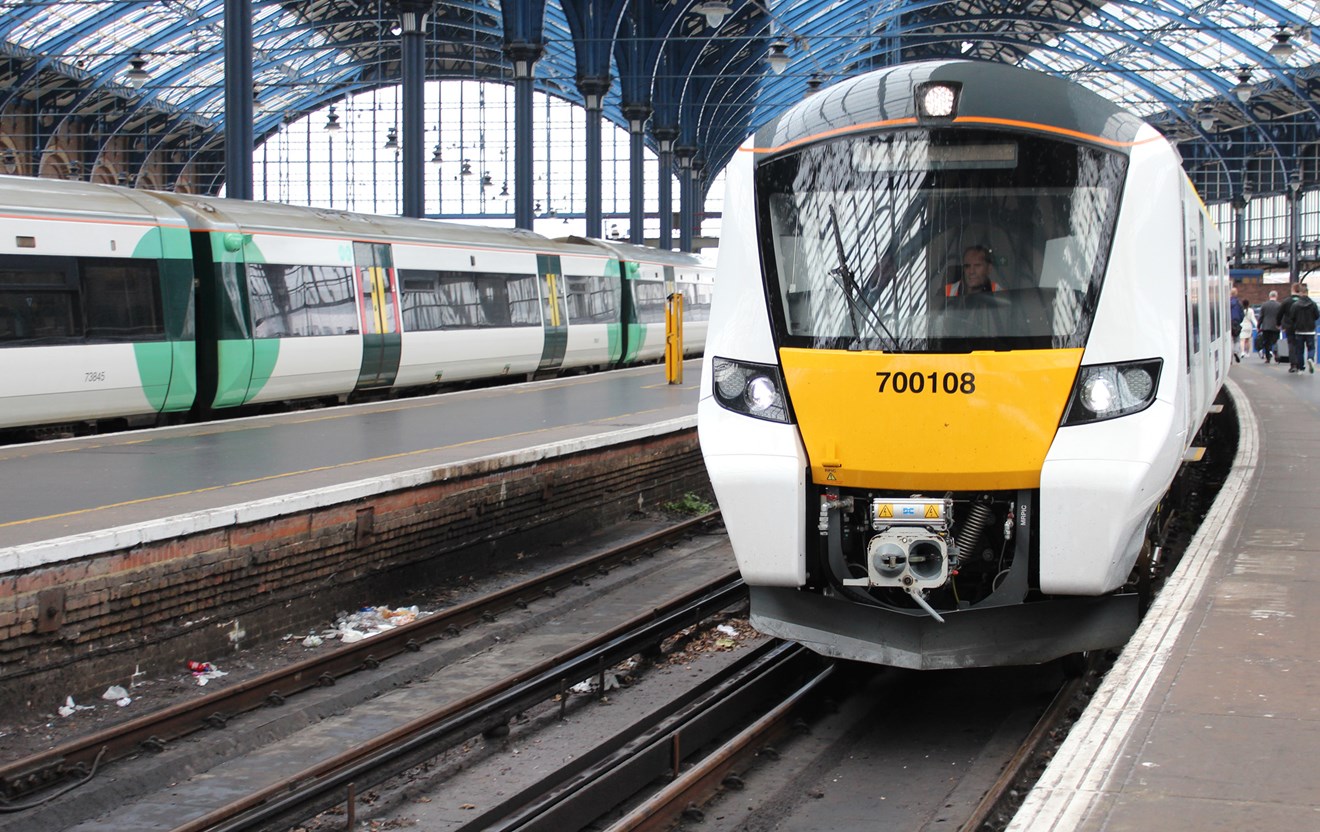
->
[0,360,701,565]
[1,360,707,712]
[1012,358,1320,830]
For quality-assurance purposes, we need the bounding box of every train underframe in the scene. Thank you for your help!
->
[748,483,1143,669]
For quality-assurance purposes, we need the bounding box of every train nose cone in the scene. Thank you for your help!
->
[779,347,1084,490]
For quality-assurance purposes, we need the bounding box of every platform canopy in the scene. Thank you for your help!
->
[0,0,1315,202]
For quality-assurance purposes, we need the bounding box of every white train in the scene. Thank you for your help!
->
[0,175,711,436]
[698,60,1230,669]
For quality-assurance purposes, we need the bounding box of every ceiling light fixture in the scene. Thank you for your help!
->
[124,55,150,89]
[766,39,790,75]
[1233,67,1253,102]
[383,126,398,150]
[692,1,732,29]
[324,105,341,132]
[1269,27,1295,61]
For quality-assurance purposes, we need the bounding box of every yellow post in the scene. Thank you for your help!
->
[665,291,685,384]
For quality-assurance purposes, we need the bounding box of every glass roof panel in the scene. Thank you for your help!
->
[3,1,108,49]
[1044,0,1314,116]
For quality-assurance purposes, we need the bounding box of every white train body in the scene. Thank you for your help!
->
[0,176,712,435]
[0,177,197,427]
[698,60,1230,669]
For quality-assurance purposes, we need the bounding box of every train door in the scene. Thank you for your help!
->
[1182,189,1205,440]
[536,253,568,372]
[1206,220,1224,386]
[353,241,401,390]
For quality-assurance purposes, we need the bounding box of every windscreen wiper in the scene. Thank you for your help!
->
[828,204,896,347]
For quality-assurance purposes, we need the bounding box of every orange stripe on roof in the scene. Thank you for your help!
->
[739,114,1164,155]
[952,116,1163,148]
[741,117,920,153]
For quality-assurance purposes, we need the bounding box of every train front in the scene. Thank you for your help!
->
[698,61,1180,669]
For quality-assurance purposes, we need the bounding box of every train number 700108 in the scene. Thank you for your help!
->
[875,371,976,394]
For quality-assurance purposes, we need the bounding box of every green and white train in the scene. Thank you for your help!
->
[0,174,712,436]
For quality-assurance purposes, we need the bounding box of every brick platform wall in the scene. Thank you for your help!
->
[0,430,709,714]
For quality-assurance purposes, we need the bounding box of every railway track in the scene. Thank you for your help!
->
[0,511,732,828]
[167,574,749,832]
[3,412,1229,832]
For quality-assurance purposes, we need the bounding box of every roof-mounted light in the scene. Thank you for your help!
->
[914,81,961,121]
[693,1,732,29]
[124,55,150,89]
[766,39,790,75]
[1233,66,1253,103]
[1269,27,1296,62]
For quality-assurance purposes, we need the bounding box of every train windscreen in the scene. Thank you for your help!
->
[755,129,1127,352]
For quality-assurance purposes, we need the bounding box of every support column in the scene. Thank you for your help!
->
[578,76,610,239]
[1290,179,1301,283]
[1231,193,1247,268]
[675,144,696,252]
[624,104,650,244]
[506,42,543,230]
[223,0,253,200]
[654,128,677,251]
[400,3,429,218]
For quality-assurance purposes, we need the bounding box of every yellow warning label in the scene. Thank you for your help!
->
[925,505,940,518]
[877,504,893,518]
[826,471,837,481]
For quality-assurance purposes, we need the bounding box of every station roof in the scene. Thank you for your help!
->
[0,0,1315,202]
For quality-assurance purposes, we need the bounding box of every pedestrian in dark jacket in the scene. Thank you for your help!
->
[1258,290,1284,362]
[1284,284,1320,374]
[1230,288,1246,362]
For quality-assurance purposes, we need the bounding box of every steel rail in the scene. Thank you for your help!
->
[957,666,1092,832]
[167,572,747,832]
[605,657,838,832]
[469,640,825,832]
[0,510,722,803]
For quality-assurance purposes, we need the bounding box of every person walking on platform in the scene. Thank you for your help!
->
[1258,290,1284,363]
[1284,284,1319,374]
[1240,301,1258,361]
[1230,288,1245,362]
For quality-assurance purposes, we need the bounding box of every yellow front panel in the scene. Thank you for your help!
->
[780,348,1083,490]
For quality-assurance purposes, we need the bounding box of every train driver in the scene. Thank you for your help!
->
[946,245,1003,297]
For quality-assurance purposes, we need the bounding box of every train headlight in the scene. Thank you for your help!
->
[915,81,961,121]
[1062,359,1162,425]
[712,357,792,423]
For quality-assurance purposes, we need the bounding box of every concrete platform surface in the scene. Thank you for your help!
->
[1013,358,1320,831]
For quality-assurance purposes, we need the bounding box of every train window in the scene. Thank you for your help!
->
[0,256,79,342]
[633,279,668,323]
[400,272,445,330]
[399,269,540,329]
[677,281,713,322]
[442,274,484,327]
[507,274,540,326]
[475,276,513,326]
[0,254,166,344]
[1186,207,1201,354]
[82,259,163,340]
[246,263,358,338]
[755,128,1125,352]
[564,274,619,323]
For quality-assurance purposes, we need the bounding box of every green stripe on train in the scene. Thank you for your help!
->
[129,244,197,412]
[211,339,281,407]
[245,339,280,403]
[608,322,622,363]
[133,341,197,412]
